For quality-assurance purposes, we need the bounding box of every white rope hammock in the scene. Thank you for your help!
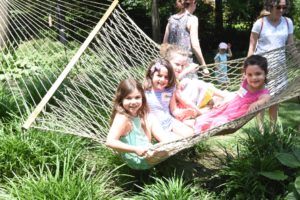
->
[0,0,300,161]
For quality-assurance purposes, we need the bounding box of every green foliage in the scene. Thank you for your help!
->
[0,39,79,80]
[0,85,23,122]
[291,0,300,39]
[121,0,151,11]
[135,175,214,200]
[214,126,300,199]
[2,152,125,200]
[224,0,263,29]
[0,122,89,182]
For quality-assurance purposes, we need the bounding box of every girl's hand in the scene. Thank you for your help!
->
[248,102,260,113]
[173,108,196,120]
[189,63,199,73]
[227,43,231,49]
[203,67,209,75]
[135,146,149,157]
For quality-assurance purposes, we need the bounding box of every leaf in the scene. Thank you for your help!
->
[295,176,300,194]
[259,170,288,181]
[276,153,300,168]
[285,192,297,200]
[293,149,300,161]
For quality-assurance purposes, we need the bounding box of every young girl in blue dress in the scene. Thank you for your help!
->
[106,79,180,170]
[144,58,194,137]
[214,42,232,87]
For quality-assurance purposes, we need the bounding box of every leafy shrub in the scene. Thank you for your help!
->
[214,126,300,199]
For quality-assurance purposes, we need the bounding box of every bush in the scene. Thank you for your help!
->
[213,125,300,199]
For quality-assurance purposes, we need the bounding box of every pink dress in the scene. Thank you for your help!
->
[194,79,269,133]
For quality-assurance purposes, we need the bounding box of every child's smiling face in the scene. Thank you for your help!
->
[152,66,169,91]
[169,53,188,77]
[122,88,142,116]
[245,64,266,90]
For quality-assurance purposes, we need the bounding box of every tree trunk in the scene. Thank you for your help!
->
[151,0,161,43]
[0,0,8,48]
[215,0,223,33]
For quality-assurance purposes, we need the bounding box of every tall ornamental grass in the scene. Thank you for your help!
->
[134,175,216,200]
[0,121,90,182]
[2,152,125,200]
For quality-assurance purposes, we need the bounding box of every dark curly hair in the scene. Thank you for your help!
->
[264,0,291,13]
[243,55,269,83]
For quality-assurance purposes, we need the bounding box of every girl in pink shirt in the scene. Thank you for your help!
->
[195,55,271,133]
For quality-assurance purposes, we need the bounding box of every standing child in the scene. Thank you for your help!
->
[214,42,232,88]
[195,55,271,133]
[144,58,194,137]
[106,79,180,170]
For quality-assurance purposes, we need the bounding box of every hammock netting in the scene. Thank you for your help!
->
[0,0,300,159]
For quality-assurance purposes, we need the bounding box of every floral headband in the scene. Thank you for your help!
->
[150,62,164,73]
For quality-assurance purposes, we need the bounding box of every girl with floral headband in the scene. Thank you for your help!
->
[144,58,194,138]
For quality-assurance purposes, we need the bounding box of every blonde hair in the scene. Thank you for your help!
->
[160,43,189,62]
[257,9,270,19]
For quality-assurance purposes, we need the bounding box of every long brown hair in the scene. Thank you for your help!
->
[144,58,176,91]
[110,79,149,125]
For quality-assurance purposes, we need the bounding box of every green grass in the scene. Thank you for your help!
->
[2,153,125,200]
[0,95,298,199]
[0,121,94,182]
[278,98,300,130]
[133,175,216,200]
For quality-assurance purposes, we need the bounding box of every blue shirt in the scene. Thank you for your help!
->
[145,87,175,130]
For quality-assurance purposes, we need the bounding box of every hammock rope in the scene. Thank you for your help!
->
[0,0,300,161]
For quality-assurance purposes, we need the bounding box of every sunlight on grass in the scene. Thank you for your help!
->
[3,152,125,200]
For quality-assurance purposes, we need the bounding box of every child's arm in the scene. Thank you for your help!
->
[178,63,198,80]
[247,94,271,113]
[106,114,148,156]
[214,54,220,63]
[214,54,220,72]
[174,88,202,115]
[170,90,198,118]
[227,43,232,58]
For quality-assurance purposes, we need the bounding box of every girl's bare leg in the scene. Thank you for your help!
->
[172,119,194,137]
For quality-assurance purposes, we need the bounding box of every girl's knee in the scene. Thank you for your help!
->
[172,120,194,137]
